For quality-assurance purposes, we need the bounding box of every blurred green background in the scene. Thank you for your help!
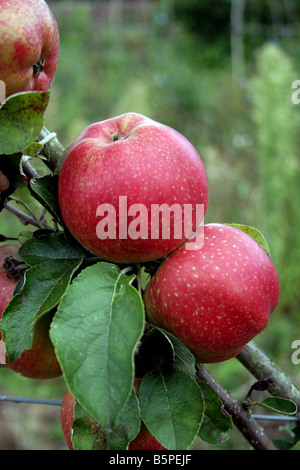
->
[1,0,300,450]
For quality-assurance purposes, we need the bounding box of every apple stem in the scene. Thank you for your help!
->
[112,133,120,141]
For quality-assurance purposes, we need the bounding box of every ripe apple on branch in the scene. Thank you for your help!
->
[0,0,59,99]
[144,223,280,364]
[58,112,209,264]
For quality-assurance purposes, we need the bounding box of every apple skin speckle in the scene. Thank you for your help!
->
[144,223,280,363]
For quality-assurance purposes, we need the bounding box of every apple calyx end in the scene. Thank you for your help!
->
[3,256,28,281]
[33,57,45,77]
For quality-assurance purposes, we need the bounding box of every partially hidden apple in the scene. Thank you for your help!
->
[6,311,62,379]
[60,386,167,451]
[0,0,59,99]
[0,244,62,379]
[58,112,209,264]
[0,244,21,321]
[144,223,280,363]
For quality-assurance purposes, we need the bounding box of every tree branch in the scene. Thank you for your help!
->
[237,341,300,410]
[21,159,40,180]
[196,364,279,451]
[39,127,66,175]
[4,202,53,230]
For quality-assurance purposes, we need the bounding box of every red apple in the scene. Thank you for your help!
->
[0,0,59,99]
[0,244,21,327]
[61,389,76,451]
[6,311,62,379]
[0,244,62,379]
[60,387,167,451]
[144,223,280,363]
[128,421,167,451]
[58,112,209,264]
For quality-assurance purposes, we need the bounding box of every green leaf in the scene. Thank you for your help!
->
[18,231,34,246]
[0,258,82,361]
[139,369,204,450]
[272,439,295,450]
[19,230,89,266]
[29,175,62,222]
[157,328,196,377]
[198,382,233,446]
[136,326,196,378]
[291,440,300,450]
[50,262,145,431]
[72,388,140,450]
[0,92,50,155]
[22,142,44,158]
[136,327,175,376]
[257,397,297,416]
[225,223,271,257]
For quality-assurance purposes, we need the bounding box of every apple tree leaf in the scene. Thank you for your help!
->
[72,387,140,450]
[0,257,82,362]
[197,381,233,445]
[257,397,297,416]
[49,262,145,432]
[29,175,62,223]
[156,327,196,377]
[22,142,44,158]
[0,92,50,155]
[0,231,86,361]
[138,368,204,450]
[137,326,196,378]
[19,230,90,266]
[225,223,271,257]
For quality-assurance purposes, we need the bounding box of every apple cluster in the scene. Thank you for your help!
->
[0,0,280,451]
[57,118,280,366]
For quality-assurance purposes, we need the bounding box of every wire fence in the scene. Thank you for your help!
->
[0,395,299,423]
